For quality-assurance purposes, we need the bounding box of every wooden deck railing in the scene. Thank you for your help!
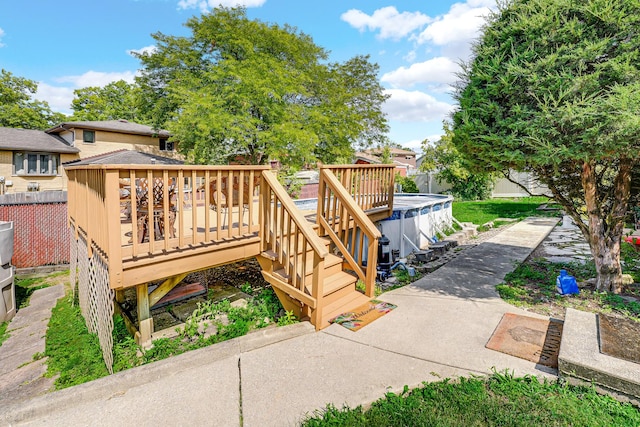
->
[66,165,270,289]
[317,168,383,296]
[321,164,395,218]
[260,170,328,314]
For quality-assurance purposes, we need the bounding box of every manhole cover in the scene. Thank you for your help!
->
[486,313,563,368]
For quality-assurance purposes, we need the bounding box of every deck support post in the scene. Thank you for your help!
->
[136,283,153,347]
[115,289,125,304]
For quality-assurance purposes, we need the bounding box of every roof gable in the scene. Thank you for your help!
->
[0,127,79,153]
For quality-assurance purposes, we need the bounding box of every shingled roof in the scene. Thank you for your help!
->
[46,120,170,138]
[0,127,79,153]
[64,149,184,166]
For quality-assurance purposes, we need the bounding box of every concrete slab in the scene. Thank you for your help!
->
[323,294,556,379]
[1,322,314,425]
[559,308,640,405]
[240,332,466,427]
[0,358,51,407]
[17,356,241,427]
[6,285,64,332]
[395,267,503,300]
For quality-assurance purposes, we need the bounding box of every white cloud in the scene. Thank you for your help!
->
[55,70,136,88]
[341,7,431,40]
[177,0,266,12]
[0,28,5,48]
[384,89,453,123]
[403,50,417,63]
[35,84,75,114]
[36,71,138,114]
[127,45,157,57]
[382,57,460,88]
[415,1,494,48]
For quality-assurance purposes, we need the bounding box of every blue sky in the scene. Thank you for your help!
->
[0,0,496,153]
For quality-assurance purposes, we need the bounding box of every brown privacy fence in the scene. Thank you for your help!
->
[0,191,70,268]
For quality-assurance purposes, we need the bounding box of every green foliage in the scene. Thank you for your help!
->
[303,372,640,426]
[394,174,419,193]
[621,241,640,283]
[379,145,392,164]
[112,316,141,372]
[276,310,298,326]
[0,69,66,129]
[71,80,147,123]
[0,322,8,347]
[45,294,110,389]
[135,6,389,169]
[421,122,494,200]
[355,280,382,297]
[452,197,553,225]
[240,282,253,295]
[393,268,413,285]
[453,0,640,290]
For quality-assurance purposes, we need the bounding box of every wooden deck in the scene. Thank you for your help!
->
[67,163,395,344]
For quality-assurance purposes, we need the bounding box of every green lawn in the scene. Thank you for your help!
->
[453,197,553,225]
[302,372,640,427]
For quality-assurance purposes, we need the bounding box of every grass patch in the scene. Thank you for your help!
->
[14,276,50,309]
[14,271,67,309]
[44,293,110,389]
[453,197,554,225]
[0,321,8,347]
[303,371,640,426]
[497,244,640,321]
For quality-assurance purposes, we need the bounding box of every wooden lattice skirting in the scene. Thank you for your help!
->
[73,232,115,373]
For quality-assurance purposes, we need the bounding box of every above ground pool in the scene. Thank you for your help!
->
[294,193,454,258]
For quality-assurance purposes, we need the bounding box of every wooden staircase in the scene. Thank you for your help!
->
[257,169,382,330]
[257,237,371,330]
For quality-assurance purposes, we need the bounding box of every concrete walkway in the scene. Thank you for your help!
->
[0,285,64,407]
[1,217,559,426]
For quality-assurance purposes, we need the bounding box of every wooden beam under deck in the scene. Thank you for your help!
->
[119,234,262,289]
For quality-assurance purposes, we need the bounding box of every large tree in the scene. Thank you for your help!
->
[135,7,389,168]
[453,0,640,292]
[71,80,146,123]
[0,69,66,129]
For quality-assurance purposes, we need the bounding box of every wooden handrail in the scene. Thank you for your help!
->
[321,170,382,239]
[317,168,381,296]
[260,170,328,309]
[320,164,395,214]
[261,171,329,258]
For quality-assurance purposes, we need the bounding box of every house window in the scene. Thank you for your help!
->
[159,138,174,151]
[13,152,59,176]
[83,130,95,143]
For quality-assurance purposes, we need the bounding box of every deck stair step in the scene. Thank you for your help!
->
[270,253,345,287]
[316,290,371,330]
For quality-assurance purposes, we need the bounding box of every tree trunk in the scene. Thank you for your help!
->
[589,224,623,293]
[581,160,632,293]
